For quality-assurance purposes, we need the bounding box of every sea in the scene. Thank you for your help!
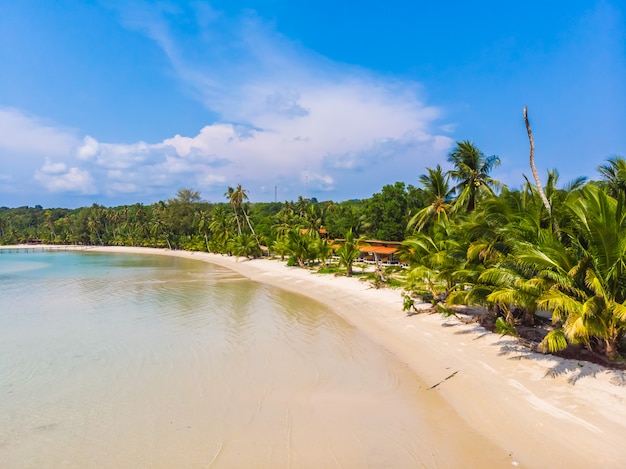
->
[0,248,494,468]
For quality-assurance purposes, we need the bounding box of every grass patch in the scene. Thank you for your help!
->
[317,266,344,275]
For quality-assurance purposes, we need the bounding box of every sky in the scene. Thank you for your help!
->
[0,1,625,208]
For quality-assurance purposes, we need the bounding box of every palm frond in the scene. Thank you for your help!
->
[539,329,569,353]
[495,317,518,337]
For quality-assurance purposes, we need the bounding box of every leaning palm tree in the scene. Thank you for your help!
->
[227,184,261,249]
[408,165,454,232]
[447,140,501,212]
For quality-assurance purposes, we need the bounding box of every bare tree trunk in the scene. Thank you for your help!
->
[374,252,386,283]
[524,106,551,215]
[241,207,262,250]
[232,206,242,236]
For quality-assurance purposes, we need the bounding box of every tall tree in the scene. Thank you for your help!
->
[225,186,242,235]
[447,141,501,212]
[524,106,552,216]
[365,182,410,240]
[408,165,454,232]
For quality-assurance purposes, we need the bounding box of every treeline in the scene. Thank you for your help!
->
[0,181,424,250]
[3,140,626,361]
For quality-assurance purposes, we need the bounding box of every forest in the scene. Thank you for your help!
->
[3,139,626,362]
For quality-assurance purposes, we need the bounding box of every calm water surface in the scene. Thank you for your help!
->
[0,250,490,468]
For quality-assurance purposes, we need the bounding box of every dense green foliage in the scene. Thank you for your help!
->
[3,142,626,360]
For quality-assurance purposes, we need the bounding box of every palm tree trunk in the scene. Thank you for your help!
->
[374,252,386,282]
[232,207,242,236]
[524,106,551,215]
[605,338,619,360]
[241,207,262,249]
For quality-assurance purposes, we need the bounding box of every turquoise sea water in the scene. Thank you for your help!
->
[0,249,485,468]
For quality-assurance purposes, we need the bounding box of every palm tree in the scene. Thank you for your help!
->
[209,206,234,253]
[518,185,626,359]
[597,155,626,199]
[401,220,467,302]
[521,169,586,236]
[315,236,333,268]
[524,106,552,217]
[150,201,172,249]
[336,229,365,276]
[452,174,585,328]
[226,184,261,249]
[225,186,242,235]
[231,233,261,259]
[447,140,501,212]
[408,165,454,232]
[284,228,317,268]
[196,210,212,252]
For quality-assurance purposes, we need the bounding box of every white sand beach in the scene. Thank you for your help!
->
[5,245,626,467]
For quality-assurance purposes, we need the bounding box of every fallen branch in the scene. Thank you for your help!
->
[428,370,459,390]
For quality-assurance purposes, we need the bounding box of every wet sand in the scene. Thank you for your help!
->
[6,245,626,467]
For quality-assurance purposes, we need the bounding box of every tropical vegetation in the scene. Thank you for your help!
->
[3,144,626,362]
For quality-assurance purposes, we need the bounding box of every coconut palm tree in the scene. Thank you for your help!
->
[453,174,585,327]
[225,186,242,235]
[226,184,261,249]
[284,228,317,268]
[447,140,501,212]
[401,220,467,302]
[196,209,212,252]
[231,233,261,259]
[597,155,626,199]
[519,185,626,359]
[336,228,366,276]
[408,165,454,232]
[521,169,586,236]
[209,206,234,253]
[315,236,333,268]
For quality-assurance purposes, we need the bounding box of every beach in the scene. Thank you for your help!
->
[5,245,626,467]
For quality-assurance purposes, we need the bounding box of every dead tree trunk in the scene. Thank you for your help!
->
[524,106,552,216]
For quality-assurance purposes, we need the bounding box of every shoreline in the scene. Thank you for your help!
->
[6,244,626,467]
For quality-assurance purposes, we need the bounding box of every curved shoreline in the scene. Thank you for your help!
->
[6,245,626,467]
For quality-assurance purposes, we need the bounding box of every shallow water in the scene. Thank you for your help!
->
[0,250,500,468]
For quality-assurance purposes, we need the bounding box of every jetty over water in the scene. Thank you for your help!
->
[0,245,96,254]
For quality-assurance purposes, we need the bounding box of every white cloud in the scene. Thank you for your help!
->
[34,166,96,194]
[77,135,100,160]
[40,158,67,175]
[3,3,455,204]
[0,107,79,157]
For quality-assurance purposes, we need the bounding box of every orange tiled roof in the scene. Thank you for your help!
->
[359,245,398,255]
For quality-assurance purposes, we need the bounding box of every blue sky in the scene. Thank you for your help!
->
[0,1,624,208]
